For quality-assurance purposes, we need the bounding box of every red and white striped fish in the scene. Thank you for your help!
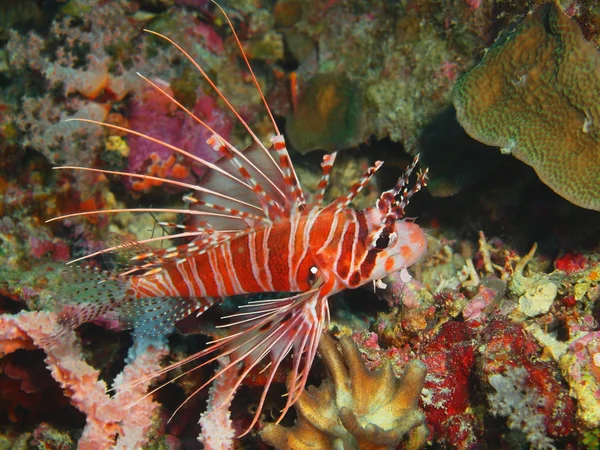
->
[48,2,428,436]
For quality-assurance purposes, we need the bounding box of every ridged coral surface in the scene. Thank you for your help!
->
[454,2,600,211]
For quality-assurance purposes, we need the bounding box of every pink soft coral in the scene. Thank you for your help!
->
[126,81,233,191]
[0,311,168,449]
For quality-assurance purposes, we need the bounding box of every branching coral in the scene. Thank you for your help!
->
[488,367,555,450]
[260,333,427,450]
[0,311,167,449]
[198,357,238,450]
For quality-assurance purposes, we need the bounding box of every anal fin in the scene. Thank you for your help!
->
[160,289,330,437]
[116,296,217,337]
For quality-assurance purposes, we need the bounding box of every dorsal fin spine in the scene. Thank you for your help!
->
[328,161,383,212]
[136,73,287,202]
[311,152,338,209]
[270,135,305,210]
[208,134,285,220]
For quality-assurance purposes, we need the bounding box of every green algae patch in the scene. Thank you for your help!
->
[453,2,600,211]
[286,73,363,154]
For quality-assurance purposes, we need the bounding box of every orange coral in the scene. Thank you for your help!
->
[261,333,428,450]
[132,153,191,191]
[454,2,600,211]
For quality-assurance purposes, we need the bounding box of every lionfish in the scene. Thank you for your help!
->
[48,1,428,436]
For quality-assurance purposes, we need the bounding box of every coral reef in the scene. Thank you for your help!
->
[286,73,363,153]
[261,333,428,450]
[1,0,600,448]
[198,357,237,450]
[0,311,168,448]
[480,319,577,446]
[277,0,480,153]
[560,331,600,428]
[125,82,232,192]
[488,367,555,449]
[350,230,596,448]
[454,2,600,211]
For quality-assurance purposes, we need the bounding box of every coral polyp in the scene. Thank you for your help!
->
[261,333,427,450]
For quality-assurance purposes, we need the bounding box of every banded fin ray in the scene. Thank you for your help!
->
[189,140,290,230]
[142,13,306,222]
[133,74,288,224]
[308,152,337,209]
[327,160,384,212]
[118,150,344,271]
[120,288,328,437]
[51,3,306,268]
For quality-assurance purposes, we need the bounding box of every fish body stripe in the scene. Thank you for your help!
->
[247,231,268,292]
[335,216,356,280]
[130,207,377,301]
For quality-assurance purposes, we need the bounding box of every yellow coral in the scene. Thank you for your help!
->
[261,333,428,450]
[454,2,600,211]
[105,135,129,158]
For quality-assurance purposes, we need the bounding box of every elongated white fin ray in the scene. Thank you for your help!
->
[126,225,250,270]
[207,135,286,221]
[136,73,286,203]
[278,294,328,419]
[143,29,283,182]
[215,310,277,328]
[54,165,264,213]
[191,140,290,227]
[63,118,253,191]
[67,231,203,265]
[122,297,302,407]
[117,288,326,437]
[211,0,280,136]
[119,292,311,391]
[210,1,305,209]
[220,307,280,319]
[46,207,247,223]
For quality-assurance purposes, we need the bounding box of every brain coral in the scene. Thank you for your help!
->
[260,333,427,450]
[453,2,600,211]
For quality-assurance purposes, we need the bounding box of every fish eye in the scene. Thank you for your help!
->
[375,233,390,250]
[308,265,319,284]
[373,231,397,252]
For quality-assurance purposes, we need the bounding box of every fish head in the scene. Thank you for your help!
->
[361,206,427,283]
[311,207,426,291]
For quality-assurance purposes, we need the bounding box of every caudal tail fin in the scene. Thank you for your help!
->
[44,266,130,345]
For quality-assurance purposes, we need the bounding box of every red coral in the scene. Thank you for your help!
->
[555,252,588,274]
[29,237,71,262]
[0,351,74,425]
[126,82,233,192]
[419,322,480,448]
[480,319,577,439]
[0,311,168,448]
